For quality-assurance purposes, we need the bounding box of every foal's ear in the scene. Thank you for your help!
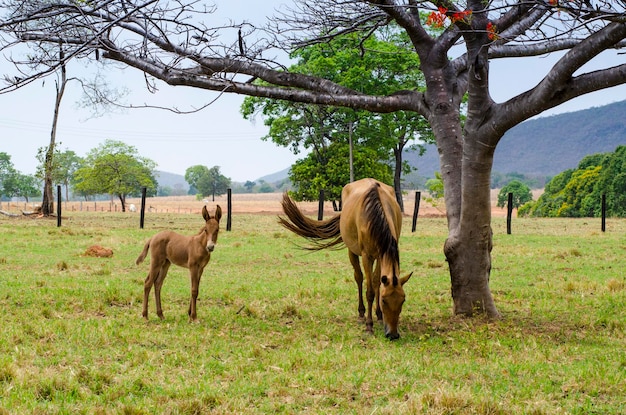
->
[202,205,210,221]
[214,205,222,222]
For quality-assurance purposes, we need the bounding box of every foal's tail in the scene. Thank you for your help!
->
[278,193,343,251]
[135,238,151,265]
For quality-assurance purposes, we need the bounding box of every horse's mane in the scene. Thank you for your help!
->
[363,183,400,275]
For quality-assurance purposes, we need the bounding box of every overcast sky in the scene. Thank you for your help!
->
[1,1,625,183]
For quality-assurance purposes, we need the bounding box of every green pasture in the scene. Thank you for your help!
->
[0,212,624,414]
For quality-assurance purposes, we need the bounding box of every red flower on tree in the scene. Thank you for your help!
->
[451,10,472,24]
[426,6,447,28]
[486,21,498,40]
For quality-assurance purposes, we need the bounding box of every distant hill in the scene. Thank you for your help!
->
[258,167,290,183]
[159,100,626,190]
[404,100,626,182]
[155,171,189,192]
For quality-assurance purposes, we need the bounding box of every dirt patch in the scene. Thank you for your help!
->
[83,245,114,258]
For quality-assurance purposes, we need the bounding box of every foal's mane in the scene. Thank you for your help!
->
[363,183,400,275]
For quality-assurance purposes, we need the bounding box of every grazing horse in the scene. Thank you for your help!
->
[136,205,222,321]
[279,178,412,340]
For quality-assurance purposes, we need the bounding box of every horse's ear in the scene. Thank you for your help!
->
[202,205,210,221]
[214,205,222,222]
[400,272,413,286]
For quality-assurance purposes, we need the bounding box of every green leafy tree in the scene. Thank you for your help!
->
[186,165,231,201]
[2,172,41,203]
[591,146,626,217]
[424,171,445,212]
[531,146,626,217]
[0,152,15,198]
[184,165,209,194]
[244,181,256,192]
[36,147,82,203]
[241,28,431,208]
[496,180,533,209]
[289,142,392,202]
[73,140,157,211]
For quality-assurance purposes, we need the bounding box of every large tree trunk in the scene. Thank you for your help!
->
[430,90,500,318]
[443,133,499,318]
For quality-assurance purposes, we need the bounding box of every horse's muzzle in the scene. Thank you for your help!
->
[385,325,400,340]
[206,243,215,252]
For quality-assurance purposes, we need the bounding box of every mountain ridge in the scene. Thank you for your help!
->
[157,100,626,188]
[405,100,626,181]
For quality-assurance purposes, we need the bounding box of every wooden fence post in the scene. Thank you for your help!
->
[57,185,62,227]
[140,187,146,229]
[601,193,606,232]
[227,188,232,231]
[318,190,324,220]
[412,191,421,232]
[507,192,513,235]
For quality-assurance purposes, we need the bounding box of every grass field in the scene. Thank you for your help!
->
[0,210,624,414]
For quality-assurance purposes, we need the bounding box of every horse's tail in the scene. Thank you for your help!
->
[135,238,151,265]
[279,192,344,251]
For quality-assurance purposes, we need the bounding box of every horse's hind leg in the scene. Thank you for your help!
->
[153,261,171,320]
[348,251,365,319]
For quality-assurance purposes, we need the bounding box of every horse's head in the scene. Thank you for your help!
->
[379,272,412,340]
[202,205,222,252]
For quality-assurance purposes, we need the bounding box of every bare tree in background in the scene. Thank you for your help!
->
[39,45,68,216]
[1,1,625,318]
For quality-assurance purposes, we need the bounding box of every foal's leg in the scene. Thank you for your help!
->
[153,261,171,320]
[142,272,154,320]
[142,260,162,320]
[348,251,365,319]
[362,254,376,334]
[188,265,203,322]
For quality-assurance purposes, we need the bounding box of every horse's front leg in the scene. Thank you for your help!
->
[348,251,365,319]
[188,266,202,322]
[374,260,382,321]
[362,255,376,334]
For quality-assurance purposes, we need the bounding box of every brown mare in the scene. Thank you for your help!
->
[280,178,412,340]
[136,205,222,321]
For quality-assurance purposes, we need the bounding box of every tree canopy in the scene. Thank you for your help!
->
[185,165,231,200]
[496,180,532,210]
[2,1,626,318]
[525,146,626,217]
[0,152,40,202]
[73,140,157,211]
[241,27,432,205]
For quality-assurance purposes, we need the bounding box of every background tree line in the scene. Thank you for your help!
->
[520,145,626,218]
[0,140,232,210]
